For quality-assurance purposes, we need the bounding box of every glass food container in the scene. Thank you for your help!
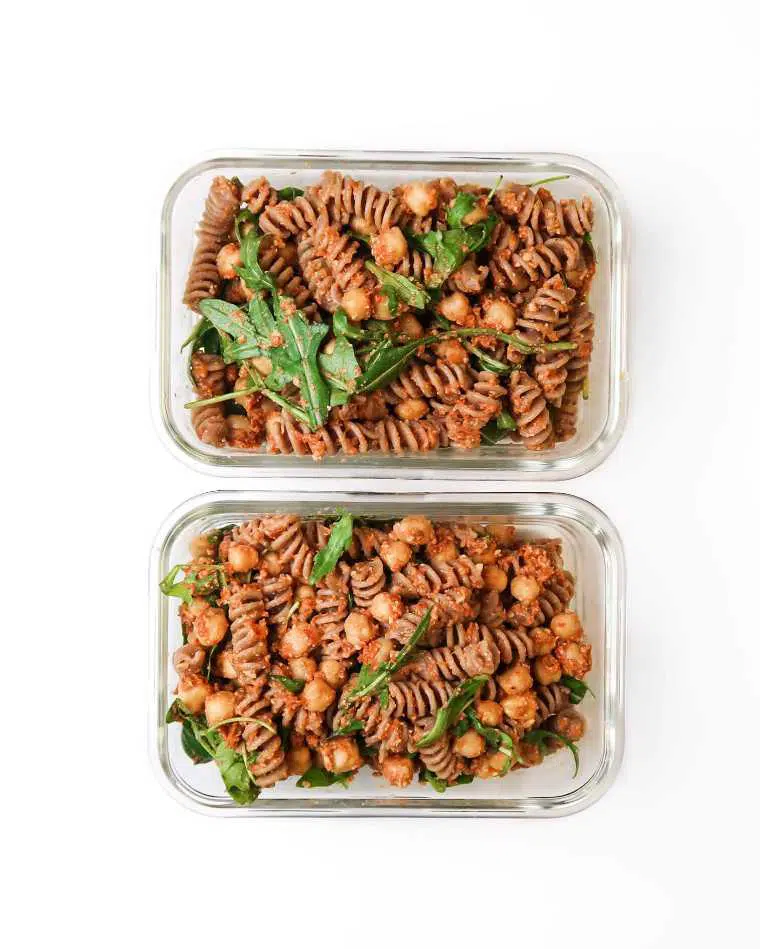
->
[151,491,625,817]
[157,151,629,480]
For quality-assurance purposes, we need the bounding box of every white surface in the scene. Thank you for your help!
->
[4,2,758,947]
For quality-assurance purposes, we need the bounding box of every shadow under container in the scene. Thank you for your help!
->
[151,491,626,817]
[158,151,629,480]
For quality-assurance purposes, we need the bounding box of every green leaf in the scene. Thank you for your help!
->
[349,230,371,246]
[296,766,351,789]
[560,675,594,705]
[420,769,448,793]
[198,298,259,348]
[415,675,489,749]
[345,607,433,705]
[523,729,580,778]
[276,309,330,429]
[277,186,304,201]
[309,512,355,585]
[496,410,517,431]
[181,719,213,763]
[447,191,479,228]
[234,208,259,243]
[236,231,277,293]
[332,718,364,736]
[485,175,503,203]
[408,216,497,286]
[583,231,596,261]
[365,261,430,311]
[318,336,362,394]
[355,337,424,394]
[466,345,514,374]
[526,175,570,188]
[159,564,194,606]
[465,708,519,774]
[271,674,305,694]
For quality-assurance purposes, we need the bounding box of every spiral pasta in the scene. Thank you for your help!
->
[181,172,599,459]
[165,511,592,798]
[183,176,241,310]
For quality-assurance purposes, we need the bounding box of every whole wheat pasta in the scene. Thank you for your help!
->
[164,512,593,801]
[181,173,598,456]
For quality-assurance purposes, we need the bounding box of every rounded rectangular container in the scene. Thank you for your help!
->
[151,491,625,817]
[157,151,629,480]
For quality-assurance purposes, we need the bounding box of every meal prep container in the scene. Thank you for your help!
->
[157,151,629,480]
[151,491,625,817]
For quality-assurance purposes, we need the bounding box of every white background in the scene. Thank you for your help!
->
[4,2,759,946]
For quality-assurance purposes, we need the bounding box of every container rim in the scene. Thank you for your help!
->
[149,489,626,817]
[155,150,629,481]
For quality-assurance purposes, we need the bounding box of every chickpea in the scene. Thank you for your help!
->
[362,637,394,669]
[434,338,468,365]
[349,214,372,236]
[483,564,509,592]
[190,534,215,560]
[194,607,229,647]
[372,226,407,267]
[286,744,312,776]
[320,736,362,774]
[373,294,395,321]
[289,656,317,681]
[186,597,209,620]
[369,591,403,625]
[216,242,242,279]
[428,536,458,563]
[177,675,212,715]
[260,552,282,576]
[511,574,540,602]
[227,542,259,573]
[488,524,515,544]
[302,677,337,713]
[551,611,583,642]
[534,654,562,686]
[518,740,544,767]
[344,611,379,648]
[213,648,237,679]
[552,711,586,742]
[482,296,517,332]
[437,291,473,326]
[394,515,434,546]
[487,750,510,773]
[500,692,539,729]
[474,699,504,727]
[397,314,424,339]
[454,728,486,758]
[380,539,412,572]
[250,355,273,377]
[204,690,236,726]
[381,755,415,788]
[341,287,372,322]
[402,180,438,217]
[530,626,557,656]
[497,661,533,695]
[278,622,318,660]
[319,658,348,690]
[555,641,592,679]
[473,754,496,780]
[395,398,428,421]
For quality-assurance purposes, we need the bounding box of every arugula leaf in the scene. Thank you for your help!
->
[465,708,521,774]
[447,191,479,228]
[409,216,497,287]
[197,299,259,350]
[181,316,222,355]
[332,718,364,736]
[485,175,503,203]
[159,564,194,606]
[296,767,351,789]
[181,719,213,763]
[277,186,304,201]
[235,231,277,294]
[167,700,260,804]
[526,175,570,188]
[415,675,489,749]
[354,337,425,394]
[561,675,595,705]
[349,230,371,246]
[318,336,361,394]
[420,770,475,793]
[523,728,580,778]
[275,308,330,429]
[345,607,433,705]
[309,512,355,585]
[466,344,513,375]
[583,232,596,261]
[481,410,518,447]
[271,674,305,694]
[365,261,430,311]
[234,208,259,243]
